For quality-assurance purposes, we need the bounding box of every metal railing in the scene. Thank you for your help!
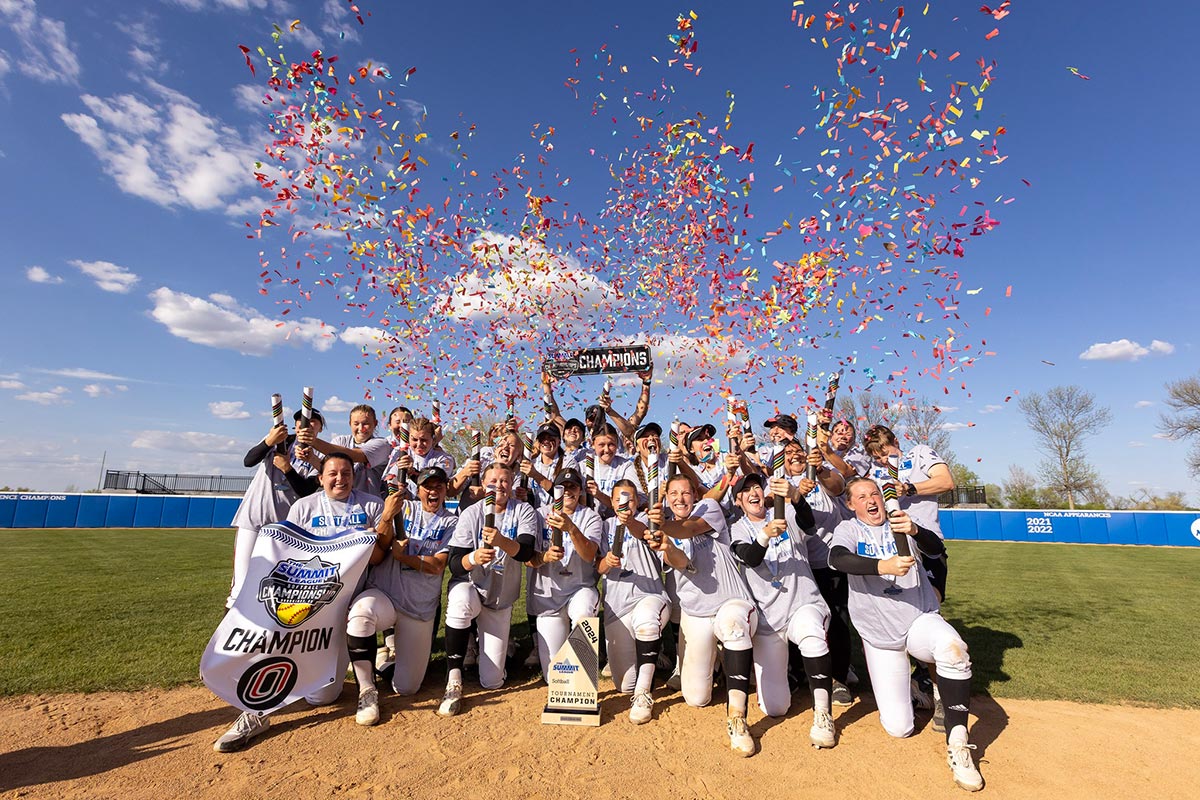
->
[938,485,988,507]
[103,470,253,495]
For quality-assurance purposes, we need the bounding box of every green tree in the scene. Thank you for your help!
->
[1018,385,1112,510]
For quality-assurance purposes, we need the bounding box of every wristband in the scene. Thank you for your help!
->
[467,551,478,567]
[642,379,651,387]
[755,528,771,547]
[905,482,917,497]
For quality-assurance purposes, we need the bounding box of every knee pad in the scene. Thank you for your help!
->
[933,635,972,678]
[713,600,756,650]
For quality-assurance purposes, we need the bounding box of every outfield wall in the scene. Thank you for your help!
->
[2,493,1199,547]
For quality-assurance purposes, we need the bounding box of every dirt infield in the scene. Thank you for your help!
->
[1,680,1194,799]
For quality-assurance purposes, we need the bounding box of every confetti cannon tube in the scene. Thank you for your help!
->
[668,417,680,479]
[299,386,314,430]
[551,485,565,549]
[884,454,910,557]
[584,452,595,483]
[735,400,756,453]
[647,458,660,542]
[468,429,482,489]
[431,399,441,426]
[806,410,820,482]
[772,447,786,520]
[482,487,496,550]
[824,370,841,414]
[612,490,631,559]
[270,393,286,457]
[396,421,410,488]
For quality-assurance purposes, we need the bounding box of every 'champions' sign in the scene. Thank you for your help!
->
[544,345,652,378]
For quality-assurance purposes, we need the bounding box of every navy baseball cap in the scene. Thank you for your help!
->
[293,408,325,426]
[732,472,766,497]
[536,422,561,440]
[553,467,585,487]
[416,466,448,486]
[685,424,717,448]
[563,417,586,434]
[764,414,798,434]
[635,422,662,440]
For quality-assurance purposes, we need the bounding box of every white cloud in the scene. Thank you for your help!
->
[26,265,63,284]
[1134,400,1154,409]
[81,383,127,398]
[0,0,81,85]
[1079,338,1175,362]
[319,0,361,41]
[438,233,625,343]
[148,286,336,356]
[61,82,257,213]
[115,18,162,71]
[131,430,246,455]
[340,326,388,347]
[209,400,251,420]
[980,404,1002,414]
[609,332,752,388]
[322,395,357,413]
[939,422,975,432]
[15,385,68,405]
[932,405,958,413]
[1128,441,1145,448]
[36,367,131,382]
[168,0,267,11]
[0,379,26,390]
[1152,432,1174,441]
[70,259,140,293]
[232,83,266,113]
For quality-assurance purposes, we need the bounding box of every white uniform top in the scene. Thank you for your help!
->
[830,517,941,650]
[447,497,538,610]
[785,473,844,569]
[383,445,457,496]
[599,515,669,622]
[330,434,391,497]
[665,498,753,617]
[730,505,828,634]
[528,450,575,508]
[864,445,946,536]
[691,460,727,491]
[286,490,383,538]
[628,452,669,504]
[591,454,637,497]
[834,445,872,477]
[526,505,603,616]
[232,442,318,531]
[364,500,456,621]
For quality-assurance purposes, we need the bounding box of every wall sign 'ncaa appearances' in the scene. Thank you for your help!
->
[544,346,652,378]
[1191,518,1200,543]
[237,657,299,711]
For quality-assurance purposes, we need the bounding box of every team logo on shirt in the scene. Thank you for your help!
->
[257,556,344,628]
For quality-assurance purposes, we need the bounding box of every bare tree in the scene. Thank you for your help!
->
[898,399,954,457]
[1159,373,1200,478]
[1018,385,1111,510]
[835,390,901,434]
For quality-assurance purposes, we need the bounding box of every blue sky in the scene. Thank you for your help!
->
[1,0,1196,504]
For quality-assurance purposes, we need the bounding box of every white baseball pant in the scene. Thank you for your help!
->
[752,603,830,717]
[605,596,671,694]
[347,588,435,695]
[445,581,511,690]
[678,599,758,707]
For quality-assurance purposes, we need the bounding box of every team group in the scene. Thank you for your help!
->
[214,369,985,792]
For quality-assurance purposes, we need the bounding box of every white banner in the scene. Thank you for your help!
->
[201,520,376,714]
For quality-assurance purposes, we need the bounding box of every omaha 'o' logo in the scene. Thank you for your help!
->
[236,657,297,710]
[1190,518,1200,543]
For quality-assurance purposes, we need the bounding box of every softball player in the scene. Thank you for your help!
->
[829,477,983,792]
[344,467,456,724]
[729,473,836,749]
[650,474,759,757]
[213,452,391,752]
[527,468,603,681]
[299,404,391,497]
[382,416,457,496]
[226,410,324,609]
[584,423,637,516]
[438,463,538,716]
[597,479,670,724]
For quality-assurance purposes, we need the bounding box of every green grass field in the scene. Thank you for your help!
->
[1,530,1197,707]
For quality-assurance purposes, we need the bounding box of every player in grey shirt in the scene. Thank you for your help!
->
[649,473,759,758]
[437,463,537,716]
[729,472,835,749]
[348,466,457,714]
[527,468,603,683]
[299,403,392,497]
[597,478,670,725]
[829,477,983,792]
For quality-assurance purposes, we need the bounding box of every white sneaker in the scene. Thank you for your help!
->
[601,662,612,679]
[629,692,653,725]
[355,688,380,726]
[948,742,984,792]
[213,712,269,753]
[375,646,394,671]
[726,715,755,757]
[437,680,463,717]
[666,669,682,691]
[809,707,836,749]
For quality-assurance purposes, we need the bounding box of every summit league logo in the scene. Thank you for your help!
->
[258,556,344,628]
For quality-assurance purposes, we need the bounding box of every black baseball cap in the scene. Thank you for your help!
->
[635,422,662,440]
[764,414,798,434]
[685,424,717,448]
[293,408,325,426]
[536,422,561,440]
[553,467,584,487]
[732,472,766,497]
[563,417,586,434]
[416,466,448,486]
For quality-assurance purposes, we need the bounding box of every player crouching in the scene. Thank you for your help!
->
[829,478,984,792]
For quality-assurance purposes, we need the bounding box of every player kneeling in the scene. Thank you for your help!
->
[438,464,537,716]
[729,473,836,749]
[650,475,759,757]
[344,467,456,725]
[598,479,670,725]
[829,478,983,792]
